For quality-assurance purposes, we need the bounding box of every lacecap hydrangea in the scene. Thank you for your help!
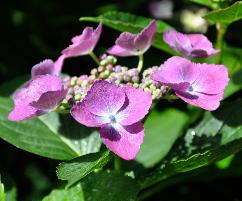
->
[8,21,229,160]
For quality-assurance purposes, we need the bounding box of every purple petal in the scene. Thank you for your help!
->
[190,63,229,95]
[30,90,67,111]
[134,20,156,53]
[163,29,192,57]
[100,122,144,160]
[108,20,156,56]
[163,29,219,58]
[13,75,64,106]
[10,75,65,122]
[54,55,66,76]
[116,86,152,125]
[71,101,108,127]
[188,34,219,58]
[31,59,55,78]
[152,56,199,84]
[8,104,41,122]
[82,80,125,116]
[116,32,136,51]
[107,45,134,57]
[176,91,223,111]
[152,56,229,111]
[62,23,102,57]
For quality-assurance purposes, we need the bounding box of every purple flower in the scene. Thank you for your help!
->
[31,58,64,78]
[8,75,67,122]
[71,80,152,160]
[163,29,219,58]
[107,20,156,57]
[152,56,229,111]
[61,23,103,57]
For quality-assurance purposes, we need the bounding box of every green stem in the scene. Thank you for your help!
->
[215,23,227,64]
[89,52,100,66]
[137,54,144,72]
[114,155,121,171]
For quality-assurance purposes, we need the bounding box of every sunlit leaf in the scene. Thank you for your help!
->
[141,99,242,188]
[0,180,5,201]
[136,109,189,168]
[57,150,112,188]
[0,97,101,160]
[43,171,139,201]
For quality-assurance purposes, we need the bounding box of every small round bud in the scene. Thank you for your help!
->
[98,66,104,72]
[74,94,82,101]
[70,76,78,86]
[91,68,98,75]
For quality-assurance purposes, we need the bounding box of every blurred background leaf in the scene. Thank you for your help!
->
[204,1,242,24]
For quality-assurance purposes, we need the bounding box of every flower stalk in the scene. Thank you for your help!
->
[215,23,228,64]
[137,54,144,72]
[89,51,100,66]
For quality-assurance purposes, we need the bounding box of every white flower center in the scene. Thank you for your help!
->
[188,85,194,92]
[109,115,117,124]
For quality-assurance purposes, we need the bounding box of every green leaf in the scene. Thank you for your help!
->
[223,45,242,98]
[204,1,242,24]
[80,11,176,55]
[0,97,101,160]
[0,171,17,201]
[43,171,139,201]
[216,154,235,169]
[136,109,189,168]
[57,150,112,188]
[42,183,84,201]
[0,180,5,201]
[141,99,242,188]
[190,0,217,9]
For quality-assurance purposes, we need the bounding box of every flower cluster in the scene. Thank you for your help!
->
[8,21,229,160]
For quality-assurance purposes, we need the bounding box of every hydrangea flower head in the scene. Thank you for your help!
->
[71,80,152,160]
[163,29,219,58]
[31,58,63,78]
[152,56,229,111]
[107,20,156,57]
[8,75,67,121]
[62,23,103,57]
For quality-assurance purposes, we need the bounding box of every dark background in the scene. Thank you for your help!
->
[1,0,242,200]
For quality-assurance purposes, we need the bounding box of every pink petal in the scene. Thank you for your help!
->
[71,101,108,127]
[54,55,66,76]
[82,80,125,116]
[62,23,102,57]
[117,86,152,125]
[100,122,144,160]
[13,75,63,105]
[108,20,156,56]
[30,90,67,111]
[163,30,219,58]
[107,45,134,57]
[134,20,156,52]
[176,91,223,111]
[116,32,136,51]
[8,104,41,122]
[151,56,199,84]
[163,29,192,57]
[31,59,55,78]
[191,63,229,94]
[188,34,219,58]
